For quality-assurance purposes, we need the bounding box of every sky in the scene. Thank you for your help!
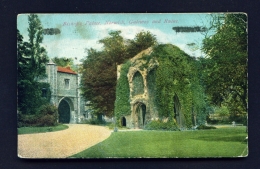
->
[17,13,215,64]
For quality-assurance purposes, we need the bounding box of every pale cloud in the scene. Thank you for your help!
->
[43,24,205,63]
[94,24,172,43]
[93,24,204,57]
[43,39,103,63]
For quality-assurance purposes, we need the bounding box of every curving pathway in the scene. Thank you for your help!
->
[18,124,111,158]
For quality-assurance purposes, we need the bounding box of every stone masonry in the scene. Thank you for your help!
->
[41,60,86,124]
[117,48,160,129]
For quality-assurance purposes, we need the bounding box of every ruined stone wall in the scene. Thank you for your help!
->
[117,45,203,129]
[118,47,159,128]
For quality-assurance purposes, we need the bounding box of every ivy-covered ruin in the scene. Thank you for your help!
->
[114,44,206,129]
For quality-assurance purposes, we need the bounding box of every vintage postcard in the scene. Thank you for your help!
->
[17,13,248,158]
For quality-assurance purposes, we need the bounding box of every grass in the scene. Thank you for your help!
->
[18,124,69,135]
[71,126,248,158]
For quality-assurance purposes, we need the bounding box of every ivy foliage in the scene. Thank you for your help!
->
[115,44,207,128]
[114,61,131,118]
[147,44,205,127]
[147,69,157,114]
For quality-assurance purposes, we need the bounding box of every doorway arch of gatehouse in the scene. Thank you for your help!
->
[58,97,74,124]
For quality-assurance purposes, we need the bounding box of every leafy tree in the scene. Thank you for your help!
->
[214,106,230,121]
[81,48,117,117]
[17,30,31,81]
[202,14,247,114]
[126,31,157,57]
[18,14,50,115]
[52,57,74,67]
[52,56,78,72]
[99,30,128,66]
[27,14,49,80]
[81,30,157,117]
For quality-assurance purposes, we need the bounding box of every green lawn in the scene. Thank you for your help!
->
[18,124,69,135]
[71,127,248,158]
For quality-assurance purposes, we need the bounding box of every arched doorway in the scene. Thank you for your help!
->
[58,99,71,123]
[121,117,126,127]
[133,102,146,128]
[173,94,185,128]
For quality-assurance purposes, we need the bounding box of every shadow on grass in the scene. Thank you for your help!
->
[193,136,246,143]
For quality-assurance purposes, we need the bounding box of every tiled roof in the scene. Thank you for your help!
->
[57,66,77,75]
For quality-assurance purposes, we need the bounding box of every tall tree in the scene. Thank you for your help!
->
[81,30,157,117]
[17,30,31,81]
[81,48,116,117]
[202,14,247,114]
[126,31,157,57]
[18,14,49,115]
[27,14,49,80]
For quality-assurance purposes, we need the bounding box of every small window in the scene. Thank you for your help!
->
[64,79,70,89]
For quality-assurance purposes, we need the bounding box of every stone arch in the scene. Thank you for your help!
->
[128,67,141,83]
[132,71,145,96]
[58,97,74,123]
[121,116,126,127]
[132,102,149,129]
[173,94,185,128]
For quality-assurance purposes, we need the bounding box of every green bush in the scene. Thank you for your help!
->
[35,104,58,127]
[37,104,58,116]
[206,115,236,125]
[18,81,51,115]
[36,114,57,127]
[17,112,38,128]
[197,125,216,130]
[229,114,247,126]
[17,104,58,127]
[145,120,179,131]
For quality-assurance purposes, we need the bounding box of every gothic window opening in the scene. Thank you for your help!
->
[132,71,144,96]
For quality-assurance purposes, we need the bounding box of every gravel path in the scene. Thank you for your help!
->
[18,124,111,158]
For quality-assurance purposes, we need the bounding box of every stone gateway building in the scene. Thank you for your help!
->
[41,60,86,124]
